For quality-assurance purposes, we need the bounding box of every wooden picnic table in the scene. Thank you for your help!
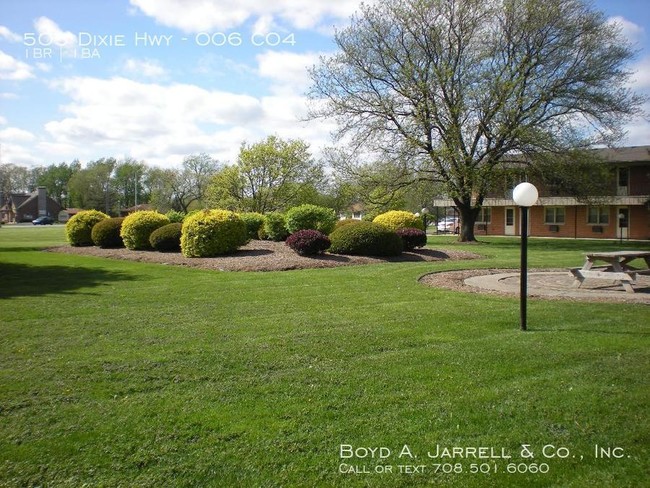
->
[570,251,650,293]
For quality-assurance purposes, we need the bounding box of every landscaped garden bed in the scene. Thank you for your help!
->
[48,239,481,272]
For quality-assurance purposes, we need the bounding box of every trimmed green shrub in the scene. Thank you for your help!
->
[91,217,125,248]
[165,210,186,223]
[328,221,403,257]
[66,210,109,247]
[262,212,289,241]
[334,218,363,230]
[149,223,182,252]
[240,212,266,239]
[120,211,170,250]
[285,204,337,235]
[181,209,248,257]
[396,227,427,251]
[373,210,424,231]
[183,210,201,222]
[285,230,331,256]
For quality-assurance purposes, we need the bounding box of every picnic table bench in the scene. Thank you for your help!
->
[569,251,650,293]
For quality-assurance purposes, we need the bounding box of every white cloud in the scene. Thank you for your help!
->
[129,0,363,32]
[256,50,322,95]
[40,75,333,167]
[36,62,52,73]
[607,16,645,45]
[0,115,7,125]
[0,128,41,166]
[252,15,276,36]
[0,92,18,99]
[34,17,77,49]
[629,56,650,90]
[0,127,36,142]
[0,50,34,80]
[32,16,77,60]
[44,76,264,164]
[122,58,167,78]
[0,25,22,43]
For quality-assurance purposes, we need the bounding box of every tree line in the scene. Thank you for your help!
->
[0,135,439,218]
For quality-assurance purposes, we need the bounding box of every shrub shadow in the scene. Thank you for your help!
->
[391,249,451,261]
[0,262,136,299]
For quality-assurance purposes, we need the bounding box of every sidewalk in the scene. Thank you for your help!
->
[464,271,650,303]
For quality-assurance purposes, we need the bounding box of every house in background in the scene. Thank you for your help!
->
[432,145,650,240]
[339,202,365,221]
[0,187,62,223]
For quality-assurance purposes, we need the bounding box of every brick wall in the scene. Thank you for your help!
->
[475,204,649,240]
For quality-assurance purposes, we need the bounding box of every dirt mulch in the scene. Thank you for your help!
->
[47,240,482,272]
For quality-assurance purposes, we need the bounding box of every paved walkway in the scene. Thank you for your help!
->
[465,271,650,303]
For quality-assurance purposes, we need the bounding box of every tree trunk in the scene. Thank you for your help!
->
[454,200,480,242]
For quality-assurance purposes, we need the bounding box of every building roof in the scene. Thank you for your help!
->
[8,193,31,208]
[596,145,650,163]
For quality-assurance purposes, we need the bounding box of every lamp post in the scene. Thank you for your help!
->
[512,182,538,331]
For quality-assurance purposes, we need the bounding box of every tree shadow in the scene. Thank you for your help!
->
[0,262,137,299]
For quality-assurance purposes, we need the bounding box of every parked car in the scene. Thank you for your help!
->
[32,216,55,225]
[436,217,459,233]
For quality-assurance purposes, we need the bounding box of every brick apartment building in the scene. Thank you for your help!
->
[432,145,650,240]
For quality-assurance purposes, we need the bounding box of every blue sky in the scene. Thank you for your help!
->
[1,0,648,168]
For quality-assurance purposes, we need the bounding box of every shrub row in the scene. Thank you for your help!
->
[67,208,427,258]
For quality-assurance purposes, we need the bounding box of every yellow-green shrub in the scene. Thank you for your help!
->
[373,210,424,231]
[120,210,170,250]
[181,209,248,257]
[65,210,109,246]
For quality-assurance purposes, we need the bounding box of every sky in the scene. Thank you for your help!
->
[0,0,649,169]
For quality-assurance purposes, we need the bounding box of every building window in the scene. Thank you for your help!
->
[587,206,610,225]
[617,167,629,196]
[544,207,565,224]
[477,207,491,223]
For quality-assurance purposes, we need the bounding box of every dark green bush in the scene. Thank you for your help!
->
[65,210,109,246]
[120,211,170,250]
[240,212,266,239]
[285,230,331,256]
[149,223,182,252]
[181,209,248,257]
[334,219,363,230]
[328,221,403,257]
[91,217,125,248]
[262,212,289,241]
[396,227,427,251]
[285,204,337,235]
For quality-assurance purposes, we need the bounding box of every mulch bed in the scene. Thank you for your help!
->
[47,240,482,272]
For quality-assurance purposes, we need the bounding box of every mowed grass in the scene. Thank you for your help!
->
[0,226,648,487]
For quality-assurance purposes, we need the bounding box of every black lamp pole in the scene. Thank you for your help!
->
[520,206,529,331]
[512,182,538,332]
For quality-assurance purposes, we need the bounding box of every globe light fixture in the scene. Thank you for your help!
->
[512,182,538,331]
[512,182,539,207]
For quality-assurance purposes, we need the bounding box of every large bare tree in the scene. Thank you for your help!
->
[309,0,645,240]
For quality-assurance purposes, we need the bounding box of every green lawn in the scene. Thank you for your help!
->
[1,226,648,487]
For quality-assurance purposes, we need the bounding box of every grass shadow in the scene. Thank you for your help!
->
[0,262,137,299]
